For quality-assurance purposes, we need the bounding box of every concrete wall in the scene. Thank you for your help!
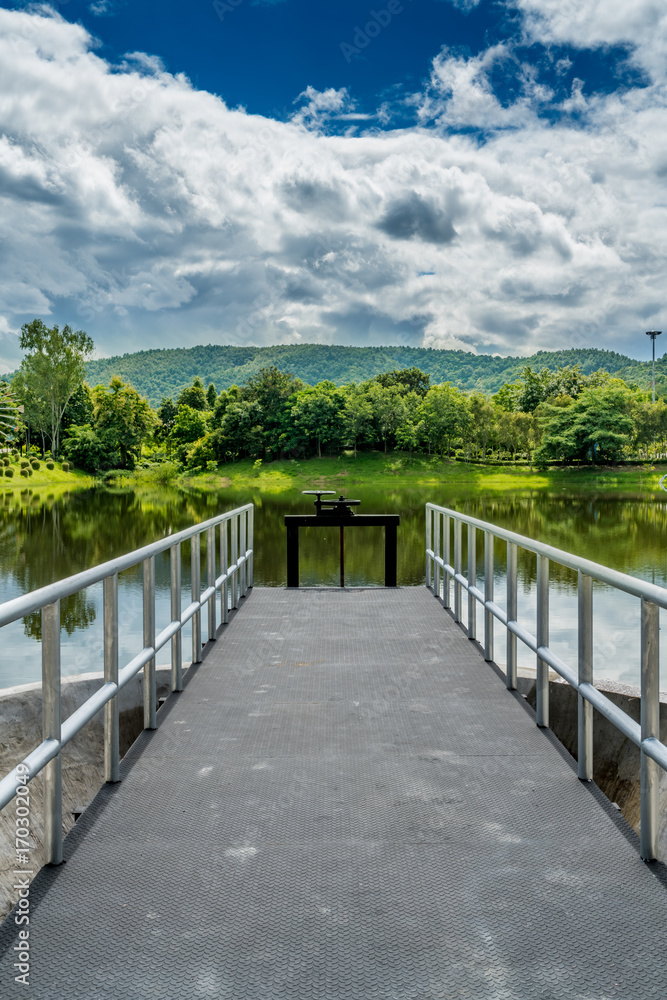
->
[0,667,177,921]
[518,670,667,861]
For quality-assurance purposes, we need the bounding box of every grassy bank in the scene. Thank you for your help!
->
[170,452,667,496]
[0,464,94,491]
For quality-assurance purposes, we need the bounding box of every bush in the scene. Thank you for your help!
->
[30,460,40,470]
[46,461,54,470]
[4,468,14,478]
[206,460,217,472]
[20,468,29,478]
[20,459,29,468]
[2,456,9,467]
[61,462,70,472]
[27,468,33,476]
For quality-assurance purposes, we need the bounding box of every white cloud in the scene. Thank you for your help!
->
[511,0,667,79]
[0,7,666,373]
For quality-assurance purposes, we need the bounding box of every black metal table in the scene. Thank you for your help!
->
[284,513,400,587]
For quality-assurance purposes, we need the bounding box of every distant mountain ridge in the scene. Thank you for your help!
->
[9,343,661,406]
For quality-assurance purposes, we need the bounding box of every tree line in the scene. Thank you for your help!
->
[5,319,667,472]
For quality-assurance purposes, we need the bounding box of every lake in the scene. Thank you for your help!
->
[2,480,666,690]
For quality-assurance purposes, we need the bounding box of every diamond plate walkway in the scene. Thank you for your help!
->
[1,587,666,999]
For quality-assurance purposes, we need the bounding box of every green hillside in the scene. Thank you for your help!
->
[6,342,657,406]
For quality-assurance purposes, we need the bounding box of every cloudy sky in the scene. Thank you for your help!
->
[0,0,666,370]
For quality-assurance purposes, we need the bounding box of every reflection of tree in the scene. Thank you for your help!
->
[23,593,97,640]
[2,483,667,643]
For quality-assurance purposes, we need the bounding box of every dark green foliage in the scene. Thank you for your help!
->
[535,386,635,463]
[20,468,28,478]
[62,425,118,473]
[77,344,660,406]
[375,367,430,396]
[46,461,54,470]
[177,377,208,411]
[4,467,14,478]
[62,462,70,472]
[206,382,217,408]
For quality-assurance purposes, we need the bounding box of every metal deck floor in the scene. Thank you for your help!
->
[1,587,665,999]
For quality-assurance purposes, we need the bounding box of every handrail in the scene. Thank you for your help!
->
[425,502,666,862]
[0,502,254,867]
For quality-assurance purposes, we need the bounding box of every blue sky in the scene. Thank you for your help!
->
[0,0,665,367]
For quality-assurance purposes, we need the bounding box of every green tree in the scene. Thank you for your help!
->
[244,366,302,457]
[156,397,178,450]
[212,401,263,461]
[170,405,210,463]
[290,383,343,459]
[419,384,471,457]
[342,385,375,458]
[206,382,217,409]
[535,384,634,464]
[92,377,155,469]
[375,367,430,397]
[15,319,93,457]
[177,377,208,411]
[62,424,118,473]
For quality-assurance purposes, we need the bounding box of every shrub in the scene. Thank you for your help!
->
[27,468,33,476]
[61,462,70,472]
[31,460,40,470]
[2,456,9,467]
[4,467,14,478]
[20,459,29,469]
[46,461,54,470]
[20,468,29,478]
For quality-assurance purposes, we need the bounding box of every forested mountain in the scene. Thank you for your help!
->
[29,343,661,406]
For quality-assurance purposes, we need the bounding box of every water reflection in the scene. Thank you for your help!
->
[2,484,666,689]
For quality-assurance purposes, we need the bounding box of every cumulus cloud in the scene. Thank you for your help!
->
[0,6,666,372]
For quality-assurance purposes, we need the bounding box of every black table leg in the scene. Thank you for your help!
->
[286,524,299,587]
[385,524,397,587]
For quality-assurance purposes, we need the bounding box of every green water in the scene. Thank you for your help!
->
[1,482,666,688]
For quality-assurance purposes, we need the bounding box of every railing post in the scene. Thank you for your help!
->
[104,575,119,783]
[425,506,432,589]
[577,571,593,780]
[640,598,660,861]
[221,520,228,624]
[240,509,247,598]
[171,543,182,692]
[454,518,462,623]
[506,541,517,690]
[207,526,216,640]
[191,534,202,663]
[467,524,476,640]
[42,600,62,865]
[484,531,494,661]
[536,555,549,728]
[443,514,451,609]
[231,515,239,609]
[248,505,254,588]
[433,508,440,599]
[143,556,156,730]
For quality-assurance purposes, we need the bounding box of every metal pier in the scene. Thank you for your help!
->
[0,587,665,999]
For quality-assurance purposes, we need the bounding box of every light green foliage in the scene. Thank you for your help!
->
[419,383,471,457]
[535,384,635,463]
[290,382,344,459]
[92,377,154,470]
[177,377,208,411]
[13,320,93,457]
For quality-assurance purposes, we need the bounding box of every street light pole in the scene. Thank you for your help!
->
[646,331,662,403]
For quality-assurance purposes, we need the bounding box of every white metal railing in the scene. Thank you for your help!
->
[0,503,253,864]
[426,502,667,861]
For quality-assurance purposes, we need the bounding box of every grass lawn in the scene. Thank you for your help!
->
[175,452,667,496]
[0,461,94,492]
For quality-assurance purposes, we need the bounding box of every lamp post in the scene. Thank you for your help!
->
[646,331,662,403]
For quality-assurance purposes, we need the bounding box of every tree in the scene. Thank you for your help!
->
[244,366,302,457]
[170,404,210,463]
[535,384,634,464]
[343,385,375,458]
[0,381,20,450]
[206,382,217,409]
[92,377,155,469]
[375,367,430,397]
[290,383,343,459]
[156,397,178,449]
[16,320,93,458]
[62,424,118,473]
[212,400,263,461]
[419,384,471,457]
[177,377,208,411]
